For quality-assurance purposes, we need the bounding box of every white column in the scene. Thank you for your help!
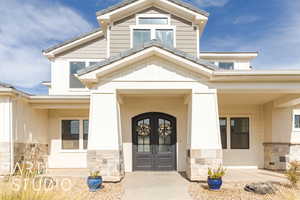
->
[0,96,13,174]
[87,91,124,182]
[186,90,222,181]
[190,92,221,149]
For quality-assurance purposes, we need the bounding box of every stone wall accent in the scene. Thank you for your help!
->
[264,143,300,170]
[0,142,12,175]
[87,150,124,182]
[14,143,49,174]
[186,149,222,181]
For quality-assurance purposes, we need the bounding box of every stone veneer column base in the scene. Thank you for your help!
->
[264,143,300,170]
[87,150,124,182]
[186,149,223,181]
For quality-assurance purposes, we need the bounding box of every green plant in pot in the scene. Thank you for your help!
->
[87,170,102,192]
[207,166,226,190]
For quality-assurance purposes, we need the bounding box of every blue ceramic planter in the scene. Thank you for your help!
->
[87,176,102,192]
[207,177,222,190]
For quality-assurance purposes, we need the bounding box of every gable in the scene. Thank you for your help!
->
[93,56,211,90]
[110,6,198,57]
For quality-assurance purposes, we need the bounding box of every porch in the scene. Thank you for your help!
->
[33,90,299,182]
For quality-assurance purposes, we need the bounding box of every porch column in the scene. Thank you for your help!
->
[87,92,124,182]
[0,96,13,174]
[186,90,222,181]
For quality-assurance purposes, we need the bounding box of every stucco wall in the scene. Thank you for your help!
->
[13,98,48,144]
[47,109,89,168]
[120,96,188,172]
[219,105,265,168]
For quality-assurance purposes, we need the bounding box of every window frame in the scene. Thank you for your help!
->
[217,61,235,70]
[67,59,103,91]
[293,110,300,131]
[130,14,176,48]
[136,14,171,26]
[59,118,89,152]
[219,115,251,150]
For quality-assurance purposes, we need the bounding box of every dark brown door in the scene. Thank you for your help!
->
[132,112,177,171]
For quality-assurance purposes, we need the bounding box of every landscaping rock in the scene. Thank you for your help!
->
[244,182,277,195]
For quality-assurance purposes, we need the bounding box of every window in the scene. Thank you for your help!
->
[139,17,168,25]
[61,120,80,149]
[132,14,175,48]
[69,61,102,88]
[230,118,249,149]
[133,29,151,47]
[61,119,89,150]
[219,118,227,149]
[156,29,174,48]
[83,120,89,149]
[70,62,85,88]
[219,62,234,70]
[294,114,300,129]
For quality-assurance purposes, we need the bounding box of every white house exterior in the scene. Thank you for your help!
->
[1,0,300,182]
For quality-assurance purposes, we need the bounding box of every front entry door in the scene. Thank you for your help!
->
[132,112,177,171]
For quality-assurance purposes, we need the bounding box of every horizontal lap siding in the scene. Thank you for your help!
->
[110,7,198,57]
[57,36,107,59]
[172,16,197,56]
[110,15,135,57]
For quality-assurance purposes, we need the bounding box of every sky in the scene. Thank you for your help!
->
[0,0,299,94]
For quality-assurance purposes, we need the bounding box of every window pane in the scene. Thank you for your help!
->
[156,29,173,47]
[230,118,249,149]
[83,120,89,149]
[88,62,101,67]
[219,62,234,70]
[139,17,168,25]
[70,62,85,88]
[133,29,151,47]
[62,120,79,149]
[219,118,227,149]
[295,115,300,128]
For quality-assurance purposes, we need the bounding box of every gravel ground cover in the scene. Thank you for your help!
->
[189,182,300,200]
[0,176,124,200]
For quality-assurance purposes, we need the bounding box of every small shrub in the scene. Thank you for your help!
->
[208,165,226,179]
[89,170,101,178]
[286,161,300,187]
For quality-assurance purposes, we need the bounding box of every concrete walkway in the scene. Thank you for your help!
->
[122,171,192,200]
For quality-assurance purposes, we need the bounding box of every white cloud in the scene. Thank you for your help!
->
[0,0,93,88]
[191,0,230,7]
[233,16,260,24]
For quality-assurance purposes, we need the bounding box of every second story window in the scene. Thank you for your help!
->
[69,61,102,89]
[218,62,234,70]
[132,14,175,48]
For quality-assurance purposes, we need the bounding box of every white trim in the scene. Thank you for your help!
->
[292,110,300,132]
[136,13,171,25]
[59,118,89,152]
[219,115,252,150]
[130,25,176,48]
[196,24,200,59]
[107,25,111,58]
[97,0,208,23]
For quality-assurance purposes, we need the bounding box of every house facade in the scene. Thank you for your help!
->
[1,0,300,181]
